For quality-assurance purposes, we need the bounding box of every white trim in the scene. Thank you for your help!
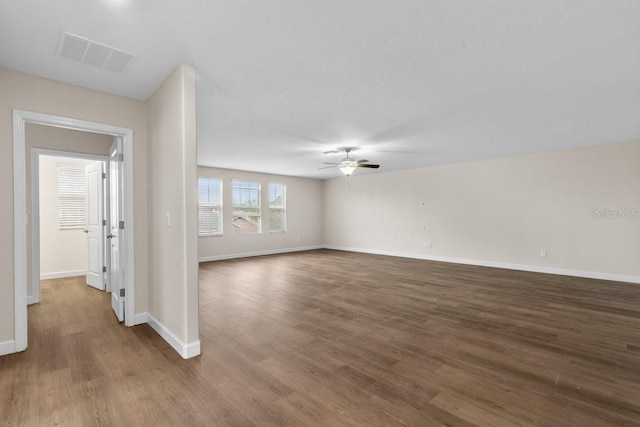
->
[30,150,40,306]
[183,341,202,359]
[198,245,323,263]
[323,245,640,285]
[146,313,201,359]
[13,109,137,356]
[122,131,136,327]
[0,340,16,357]
[40,270,87,280]
[133,312,149,325]
[13,110,28,352]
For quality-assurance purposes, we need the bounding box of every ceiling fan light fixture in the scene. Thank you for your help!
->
[321,147,378,176]
[339,160,357,176]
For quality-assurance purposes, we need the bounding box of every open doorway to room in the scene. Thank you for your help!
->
[13,110,136,353]
[26,123,113,306]
[36,154,107,296]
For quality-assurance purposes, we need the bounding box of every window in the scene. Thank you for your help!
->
[268,183,286,232]
[57,165,87,229]
[232,181,261,235]
[198,178,223,236]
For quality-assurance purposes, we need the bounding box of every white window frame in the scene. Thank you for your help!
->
[57,164,87,230]
[268,183,286,233]
[198,177,223,236]
[232,180,261,236]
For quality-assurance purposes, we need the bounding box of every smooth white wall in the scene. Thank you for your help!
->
[147,65,199,355]
[324,141,640,281]
[197,167,324,260]
[39,155,101,279]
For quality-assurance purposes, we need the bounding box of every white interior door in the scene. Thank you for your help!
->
[85,162,105,290]
[109,139,125,322]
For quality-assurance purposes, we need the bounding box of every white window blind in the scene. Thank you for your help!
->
[57,165,87,230]
[268,183,286,232]
[198,178,223,236]
[232,181,261,235]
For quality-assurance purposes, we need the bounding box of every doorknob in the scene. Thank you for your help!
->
[83,230,89,233]
[107,234,114,239]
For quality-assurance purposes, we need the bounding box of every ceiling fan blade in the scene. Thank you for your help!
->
[356,159,369,164]
[319,165,338,169]
[323,162,340,165]
[357,164,380,168]
[325,147,359,154]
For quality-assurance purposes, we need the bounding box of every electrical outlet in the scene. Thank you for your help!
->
[424,242,432,248]
[419,224,427,230]
[420,201,426,206]
[540,249,547,257]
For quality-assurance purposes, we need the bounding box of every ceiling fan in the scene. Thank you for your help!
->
[320,147,380,176]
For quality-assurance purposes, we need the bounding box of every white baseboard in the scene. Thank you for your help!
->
[0,340,16,356]
[27,294,39,305]
[133,312,149,325]
[324,245,640,285]
[199,245,323,263]
[183,340,202,359]
[146,313,201,359]
[40,270,86,280]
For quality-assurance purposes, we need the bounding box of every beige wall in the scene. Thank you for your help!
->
[197,167,324,260]
[2,66,637,354]
[324,141,640,279]
[38,155,102,278]
[27,123,113,156]
[27,125,113,290]
[0,68,149,344]
[147,65,199,347]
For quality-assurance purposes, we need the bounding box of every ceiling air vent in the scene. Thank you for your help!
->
[55,31,136,74]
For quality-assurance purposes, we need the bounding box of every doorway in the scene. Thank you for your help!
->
[12,110,136,353]
[33,152,108,303]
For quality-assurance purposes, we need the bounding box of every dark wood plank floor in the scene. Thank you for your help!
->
[2,249,640,426]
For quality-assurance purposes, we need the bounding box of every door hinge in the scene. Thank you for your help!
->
[103,266,107,273]
[102,172,106,179]
[119,221,125,230]
[118,153,124,162]
[120,288,125,297]
[103,219,106,226]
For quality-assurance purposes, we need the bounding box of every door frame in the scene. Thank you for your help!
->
[13,109,136,353]
[30,149,109,304]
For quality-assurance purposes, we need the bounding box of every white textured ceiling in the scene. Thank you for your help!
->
[1,1,639,179]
